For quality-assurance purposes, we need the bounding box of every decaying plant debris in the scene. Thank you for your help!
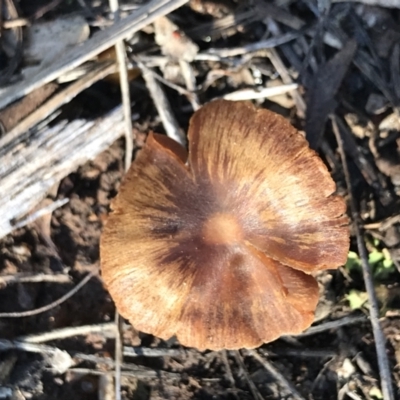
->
[0,0,400,399]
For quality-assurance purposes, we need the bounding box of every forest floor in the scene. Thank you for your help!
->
[0,0,400,399]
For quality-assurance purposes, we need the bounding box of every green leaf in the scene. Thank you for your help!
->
[382,258,394,269]
[346,290,368,310]
[368,250,384,265]
[345,251,361,271]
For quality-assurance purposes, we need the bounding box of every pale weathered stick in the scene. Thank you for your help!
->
[0,62,117,149]
[18,322,116,343]
[206,31,300,57]
[0,339,73,374]
[109,0,133,172]
[0,0,189,110]
[114,312,123,400]
[179,60,201,111]
[0,106,125,239]
[0,107,124,238]
[123,347,186,358]
[108,2,129,398]
[138,60,195,99]
[11,198,69,230]
[331,115,395,400]
[222,84,298,101]
[99,374,114,400]
[0,273,71,286]
[138,60,186,146]
[265,18,306,118]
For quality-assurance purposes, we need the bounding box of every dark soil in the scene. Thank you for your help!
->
[1,1,400,400]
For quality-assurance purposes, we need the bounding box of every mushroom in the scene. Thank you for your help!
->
[100,100,349,351]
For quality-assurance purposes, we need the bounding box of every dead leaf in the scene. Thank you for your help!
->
[305,40,357,149]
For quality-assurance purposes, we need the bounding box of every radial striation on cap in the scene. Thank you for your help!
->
[100,100,349,350]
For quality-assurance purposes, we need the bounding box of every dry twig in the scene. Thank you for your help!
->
[0,0,23,85]
[108,1,131,397]
[114,312,123,400]
[222,84,298,101]
[179,60,201,111]
[11,198,69,230]
[123,347,186,357]
[0,271,96,318]
[332,0,400,8]
[221,350,235,387]
[0,340,73,373]
[293,314,367,337]
[109,0,133,172]
[207,31,301,58]
[0,273,71,286]
[1,62,117,148]
[247,349,305,400]
[18,322,116,343]
[137,58,186,146]
[331,115,395,400]
[232,350,265,400]
[0,106,126,239]
[0,0,190,110]
[69,367,181,380]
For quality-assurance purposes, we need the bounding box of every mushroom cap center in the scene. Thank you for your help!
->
[202,213,243,245]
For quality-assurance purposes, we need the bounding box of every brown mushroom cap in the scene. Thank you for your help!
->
[100,100,349,350]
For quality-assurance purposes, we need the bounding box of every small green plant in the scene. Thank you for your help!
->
[345,242,397,311]
[345,243,395,280]
[345,289,368,310]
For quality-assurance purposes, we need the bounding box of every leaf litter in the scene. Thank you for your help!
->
[0,0,400,399]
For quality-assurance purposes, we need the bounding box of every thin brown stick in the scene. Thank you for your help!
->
[331,115,394,400]
[31,0,63,19]
[109,0,133,172]
[0,0,23,85]
[0,271,96,318]
[0,0,3,38]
